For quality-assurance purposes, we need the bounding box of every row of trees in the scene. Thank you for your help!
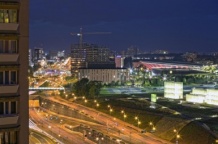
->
[72,78,102,99]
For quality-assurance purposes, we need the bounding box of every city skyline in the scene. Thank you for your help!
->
[30,0,218,53]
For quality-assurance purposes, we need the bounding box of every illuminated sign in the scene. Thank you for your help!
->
[151,94,157,102]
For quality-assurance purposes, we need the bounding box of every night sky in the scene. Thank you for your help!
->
[30,0,218,53]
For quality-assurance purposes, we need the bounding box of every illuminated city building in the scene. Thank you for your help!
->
[71,43,115,75]
[0,0,29,143]
[78,68,129,84]
[115,55,124,68]
[33,47,44,62]
[164,82,183,99]
[186,88,218,105]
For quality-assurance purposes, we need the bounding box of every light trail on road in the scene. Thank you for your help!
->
[42,96,172,144]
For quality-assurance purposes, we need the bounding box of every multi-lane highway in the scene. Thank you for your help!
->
[30,107,95,144]
[39,96,172,144]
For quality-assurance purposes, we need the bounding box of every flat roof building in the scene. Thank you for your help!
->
[186,88,218,105]
[78,68,129,84]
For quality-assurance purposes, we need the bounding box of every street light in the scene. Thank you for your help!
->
[174,129,180,144]
[109,108,113,115]
[96,103,100,107]
[135,116,141,128]
[149,122,156,132]
[121,110,127,121]
[123,114,127,121]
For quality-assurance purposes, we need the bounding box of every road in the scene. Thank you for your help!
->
[29,130,57,144]
[41,96,172,144]
[29,107,95,144]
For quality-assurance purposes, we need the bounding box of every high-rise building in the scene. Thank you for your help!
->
[71,43,87,74]
[0,0,29,143]
[33,47,44,62]
[71,43,115,75]
[115,55,124,68]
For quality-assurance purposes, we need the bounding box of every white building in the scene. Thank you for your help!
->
[186,88,218,105]
[78,68,129,84]
[164,82,183,99]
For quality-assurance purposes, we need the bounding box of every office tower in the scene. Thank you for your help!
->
[115,55,124,68]
[33,47,44,62]
[71,43,115,75]
[0,0,29,143]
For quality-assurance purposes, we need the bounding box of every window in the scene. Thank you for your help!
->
[11,101,16,114]
[0,101,17,115]
[11,71,17,84]
[4,71,9,85]
[0,10,3,23]
[4,10,9,23]
[0,40,3,53]
[0,131,18,144]
[11,40,17,53]
[0,9,17,23]
[5,102,9,114]
[0,72,3,84]
[5,40,9,53]
[10,10,17,23]
[0,40,18,53]
[0,71,17,85]
[0,102,3,114]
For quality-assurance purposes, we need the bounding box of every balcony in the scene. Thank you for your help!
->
[0,85,19,94]
[0,54,19,63]
[0,115,19,126]
[0,23,19,31]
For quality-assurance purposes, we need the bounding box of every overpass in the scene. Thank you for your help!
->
[29,87,65,91]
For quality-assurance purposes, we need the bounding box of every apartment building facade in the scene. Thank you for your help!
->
[78,68,129,84]
[0,0,29,143]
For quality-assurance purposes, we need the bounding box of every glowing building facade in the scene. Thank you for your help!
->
[186,88,218,105]
[164,82,183,99]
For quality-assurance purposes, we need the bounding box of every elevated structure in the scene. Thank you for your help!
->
[29,87,65,91]
[0,0,29,143]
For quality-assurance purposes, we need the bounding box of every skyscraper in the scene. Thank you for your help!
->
[0,0,29,143]
[71,43,115,75]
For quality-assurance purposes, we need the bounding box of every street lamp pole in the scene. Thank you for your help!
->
[174,129,180,144]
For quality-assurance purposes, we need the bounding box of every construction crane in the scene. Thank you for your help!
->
[70,27,111,49]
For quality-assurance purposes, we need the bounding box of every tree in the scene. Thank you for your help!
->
[89,85,97,99]
[72,78,89,96]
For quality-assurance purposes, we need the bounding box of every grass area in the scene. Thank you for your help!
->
[99,87,111,95]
